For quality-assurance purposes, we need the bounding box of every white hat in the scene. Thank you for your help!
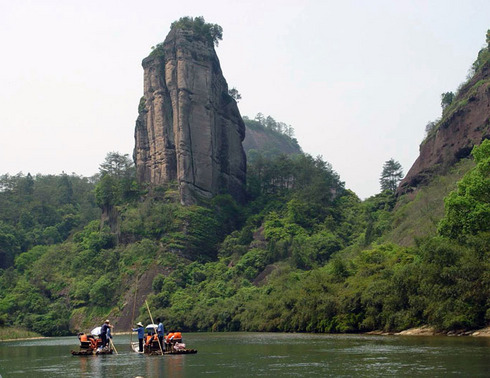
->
[105,319,110,323]
[137,322,143,327]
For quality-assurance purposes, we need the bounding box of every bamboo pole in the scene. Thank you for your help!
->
[145,300,164,355]
[130,281,138,347]
[110,337,118,354]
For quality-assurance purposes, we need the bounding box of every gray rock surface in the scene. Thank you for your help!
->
[134,28,246,205]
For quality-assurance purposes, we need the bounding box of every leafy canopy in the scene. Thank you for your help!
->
[439,139,490,240]
[171,16,223,47]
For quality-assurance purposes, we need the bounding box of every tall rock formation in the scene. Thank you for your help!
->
[133,27,246,205]
[398,56,490,194]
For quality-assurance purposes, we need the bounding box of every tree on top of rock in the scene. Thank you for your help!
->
[170,16,223,47]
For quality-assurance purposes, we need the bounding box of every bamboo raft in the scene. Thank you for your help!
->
[71,348,114,356]
[129,300,198,356]
[71,331,115,356]
[130,341,197,355]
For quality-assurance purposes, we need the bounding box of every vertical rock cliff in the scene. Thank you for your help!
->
[133,27,246,205]
[398,57,490,194]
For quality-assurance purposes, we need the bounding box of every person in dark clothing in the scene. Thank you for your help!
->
[132,322,145,352]
[100,319,113,348]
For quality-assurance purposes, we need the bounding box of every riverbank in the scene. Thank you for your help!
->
[2,326,489,342]
[367,326,490,337]
[0,327,43,342]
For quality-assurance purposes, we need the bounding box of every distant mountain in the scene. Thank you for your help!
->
[242,117,302,158]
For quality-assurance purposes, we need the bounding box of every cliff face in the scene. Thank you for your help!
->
[134,28,246,205]
[398,60,490,194]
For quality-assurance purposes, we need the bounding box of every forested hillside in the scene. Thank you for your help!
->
[0,30,488,338]
[242,114,302,158]
[1,139,487,336]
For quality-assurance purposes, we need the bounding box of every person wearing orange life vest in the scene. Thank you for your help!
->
[165,331,183,350]
[144,324,159,350]
[173,332,182,342]
[164,332,173,351]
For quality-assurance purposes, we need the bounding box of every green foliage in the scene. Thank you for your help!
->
[74,221,115,252]
[95,152,139,209]
[379,159,403,192]
[0,326,41,340]
[89,275,118,306]
[441,91,454,111]
[363,190,396,245]
[138,96,146,113]
[249,113,296,137]
[228,87,241,102]
[0,221,23,268]
[141,140,489,334]
[149,43,165,58]
[14,245,48,273]
[471,46,490,75]
[439,140,490,241]
[386,159,473,246]
[1,94,487,338]
[423,31,490,144]
[0,173,99,268]
[170,16,223,47]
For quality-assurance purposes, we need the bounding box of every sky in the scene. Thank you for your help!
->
[0,0,488,199]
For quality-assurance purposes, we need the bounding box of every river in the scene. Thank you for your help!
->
[0,332,488,377]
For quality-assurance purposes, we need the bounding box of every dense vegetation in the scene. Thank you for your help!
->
[0,140,487,336]
[0,173,99,268]
[0,30,488,338]
[144,141,488,333]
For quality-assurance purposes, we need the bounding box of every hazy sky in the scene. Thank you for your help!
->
[1,0,488,198]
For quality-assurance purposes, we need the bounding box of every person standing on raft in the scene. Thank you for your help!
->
[100,319,113,349]
[156,318,165,349]
[132,322,145,352]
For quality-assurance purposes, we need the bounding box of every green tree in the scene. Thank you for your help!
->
[99,152,134,180]
[379,159,403,192]
[96,152,138,207]
[170,16,223,47]
[228,87,241,102]
[441,92,454,111]
[439,140,490,240]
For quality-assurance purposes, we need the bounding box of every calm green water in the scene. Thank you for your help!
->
[0,332,488,377]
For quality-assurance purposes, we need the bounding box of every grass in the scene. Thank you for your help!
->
[0,327,42,341]
[385,158,475,246]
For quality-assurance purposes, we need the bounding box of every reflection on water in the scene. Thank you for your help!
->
[0,332,488,377]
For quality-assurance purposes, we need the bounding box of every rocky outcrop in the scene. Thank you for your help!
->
[398,60,490,194]
[133,27,246,205]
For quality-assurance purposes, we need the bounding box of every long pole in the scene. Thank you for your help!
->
[110,337,118,354]
[130,281,138,347]
[145,300,164,355]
